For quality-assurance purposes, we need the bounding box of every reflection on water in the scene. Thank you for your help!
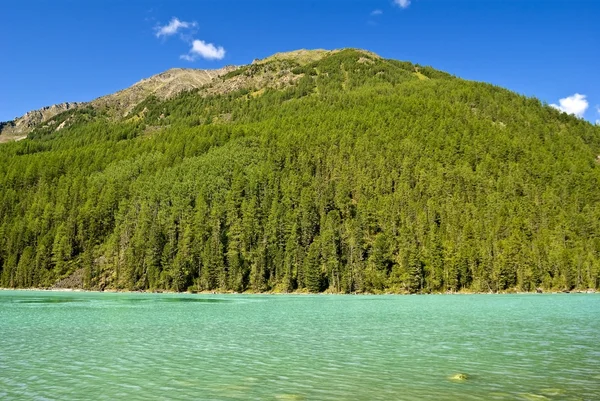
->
[9,298,83,304]
[158,297,232,303]
[2,294,233,305]
[0,291,599,400]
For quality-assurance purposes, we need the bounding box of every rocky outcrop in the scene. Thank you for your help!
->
[91,66,237,116]
[0,102,80,142]
[52,268,85,290]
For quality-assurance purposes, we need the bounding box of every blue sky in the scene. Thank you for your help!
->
[1,0,599,123]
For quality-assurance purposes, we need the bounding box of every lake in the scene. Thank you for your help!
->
[0,291,598,400]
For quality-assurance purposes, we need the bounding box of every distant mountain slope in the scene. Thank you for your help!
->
[0,66,236,142]
[1,49,599,294]
[0,102,80,143]
[89,66,236,116]
[0,49,386,142]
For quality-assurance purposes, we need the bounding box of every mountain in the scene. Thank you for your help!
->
[1,48,599,293]
[88,66,236,116]
[0,102,80,143]
[0,49,371,142]
[0,66,236,142]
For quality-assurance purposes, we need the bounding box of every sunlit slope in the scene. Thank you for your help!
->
[1,49,599,293]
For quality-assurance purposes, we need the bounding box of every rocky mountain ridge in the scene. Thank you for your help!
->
[0,49,385,143]
[0,102,80,143]
[0,66,238,142]
[89,66,237,116]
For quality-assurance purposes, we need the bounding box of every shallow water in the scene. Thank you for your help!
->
[0,292,598,400]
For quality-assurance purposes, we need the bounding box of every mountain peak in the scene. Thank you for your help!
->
[253,48,381,66]
[1,48,407,141]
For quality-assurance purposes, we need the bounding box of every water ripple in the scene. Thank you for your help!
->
[0,292,599,400]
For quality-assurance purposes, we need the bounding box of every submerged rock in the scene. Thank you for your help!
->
[448,373,469,382]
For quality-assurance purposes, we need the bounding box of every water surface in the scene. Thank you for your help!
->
[0,292,598,400]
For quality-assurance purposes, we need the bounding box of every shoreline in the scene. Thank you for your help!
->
[0,287,596,295]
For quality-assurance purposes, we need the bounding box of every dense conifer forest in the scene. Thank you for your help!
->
[1,49,599,293]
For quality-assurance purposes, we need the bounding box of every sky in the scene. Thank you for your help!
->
[1,0,599,124]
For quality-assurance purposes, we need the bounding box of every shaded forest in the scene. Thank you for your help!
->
[1,49,600,293]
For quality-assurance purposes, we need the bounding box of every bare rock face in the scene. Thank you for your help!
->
[91,66,238,116]
[0,102,80,142]
[52,268,85,290]
[22,102,80,128]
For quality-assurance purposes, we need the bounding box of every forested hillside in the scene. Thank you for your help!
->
[1,49,599,293]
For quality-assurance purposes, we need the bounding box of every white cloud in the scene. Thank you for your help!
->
[394,0,411,8]
[596,120,600,126]
[155,17,197,38]
[154,17,224,61]
[550,93,589,117]
[179,54,195,62]
[371,9,383,16]
[181,39,226,61]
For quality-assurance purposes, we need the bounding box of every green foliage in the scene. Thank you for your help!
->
[222,66,250,80]
[1,50,600,293]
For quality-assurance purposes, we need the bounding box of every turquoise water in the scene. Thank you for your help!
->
[0,292,598,400]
